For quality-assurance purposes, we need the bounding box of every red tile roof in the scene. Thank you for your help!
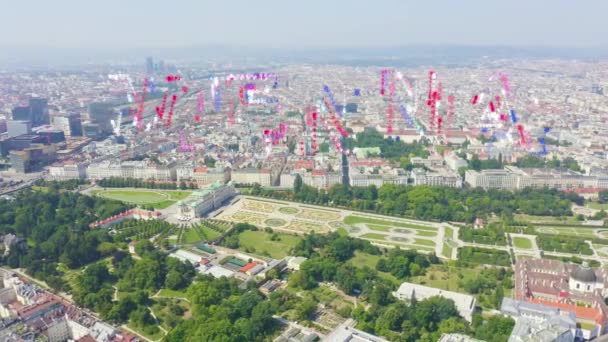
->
[240,262,258,272]
[530,298,605,324]
[294,160,314,170]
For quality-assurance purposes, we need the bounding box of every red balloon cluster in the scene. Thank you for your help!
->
[166,75,181,82]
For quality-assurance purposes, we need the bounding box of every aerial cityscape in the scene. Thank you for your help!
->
[1,1,608,342]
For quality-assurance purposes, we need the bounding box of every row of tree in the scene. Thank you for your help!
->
[459,223,507,246]
[253,179,584,223]
[536,234,594,255]
[457,247,512,267]
[112,218,175,243]
[342,127,430,160]
[97,177,198,190]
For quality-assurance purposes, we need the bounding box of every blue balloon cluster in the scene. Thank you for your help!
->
[323,85,339,116]
[214,88,221,112]
[398,105,414,128]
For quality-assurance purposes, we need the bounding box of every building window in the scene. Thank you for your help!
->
[587,285,591,291]
[577,283,580,289]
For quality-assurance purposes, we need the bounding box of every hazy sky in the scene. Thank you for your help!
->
[1,0,606,48]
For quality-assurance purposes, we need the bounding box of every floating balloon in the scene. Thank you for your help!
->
[225,72,277,81]
[380,69,392,95]
[323,85,338,114]
[228,99,235,126]
[214,88,221,112]
[198,90,204,113]
[387,76,396,133]
[166,95,177,127]
[157,92,168,120]
[538,137,547,155]
[398,105,413,128]
[517,124,525,144]
[323,98,349,137]
[510,109,517,123]
[472,94,479,105]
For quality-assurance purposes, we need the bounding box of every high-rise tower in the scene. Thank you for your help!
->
[146,56,154,75]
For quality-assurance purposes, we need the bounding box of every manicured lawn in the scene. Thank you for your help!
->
[442,244,453,259]
[95,188,191,209]
[180,228,199,244]
[197,225,221,240]
[166,191,193,200]
[534,226,598,239]
[365,223,437,237]
[413,239,435,247]
[264,218,287,227]
[300,205,339,212]
[31,186,49,193]
[344,215,436,231]
[360,233,388,240]
[238,230,301,259]
[250,198,286,205]
[152,200,178,209]
[444,226,454,240]
[367,224,392,232]
[360,234,435,252]
[513,237,533,249]
[399,244,434,252]
[278,207,300,215]
[178,225,220,244]
[158,288,189,299]
[349,250,381,269]
[442,227,456,257]
[410,265,478,293]
[364,224,438,237]
[349,251,399,283]
[586,202,608,210]
[514,214,580,225]
[515,254,534,262]
[417,230,438,237]
[97,189,168,204]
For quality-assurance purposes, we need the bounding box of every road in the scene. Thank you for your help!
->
[0,175,43,195]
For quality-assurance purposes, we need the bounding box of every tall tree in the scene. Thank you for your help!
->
[293,174,303,193]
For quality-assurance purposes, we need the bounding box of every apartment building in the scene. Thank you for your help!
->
[231,168,272,186]
[86,160,176,181]
[410,156,444,169]
[465,168,520,189]
[465,166,608,191]
[192,167,230,185]
[411,168,462,188]
[49,162,87,180]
